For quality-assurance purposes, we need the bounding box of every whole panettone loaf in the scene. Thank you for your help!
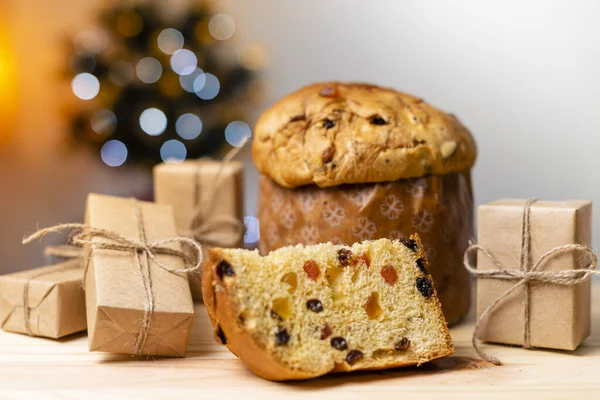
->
[202,236,454,381]
[252,82,476,188]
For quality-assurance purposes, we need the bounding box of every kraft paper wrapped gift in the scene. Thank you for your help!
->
[153,159,244,300]
[475,199,593,351]
[0,260,86,339]
[84,193,195,357]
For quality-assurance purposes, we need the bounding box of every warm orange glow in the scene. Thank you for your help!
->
[0,22,17,146]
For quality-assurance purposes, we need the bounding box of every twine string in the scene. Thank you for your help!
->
[187,140,247,248]
[22,212,203,353]
[464,199,598,365]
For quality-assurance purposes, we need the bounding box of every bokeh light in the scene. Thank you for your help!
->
[175,113,203,140]
[136,57,162,83]
[225,121,251,147]
[139,108,167,136]
[244,216,260,244]
[170,49,197,76]
[160,139,187,163]
[74,28,109,54]
[109,60,135,87]
[195,73,220,100]
[180,68,205,93]
[90,109,117,135]
[208,14,236,40]
[71,73,100,100]
[157,28,184,55]
[100,140,128,167]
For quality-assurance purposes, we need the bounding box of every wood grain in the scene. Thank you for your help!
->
[1,284,599,399]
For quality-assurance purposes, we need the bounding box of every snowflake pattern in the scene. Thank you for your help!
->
[344,186,374,207]
[352,217,377,241]
[300,224,319,244]
[329,236,344,245]
[412,209,434,233]
[407,178,428,198]
[266,222,279,246]
[271,191,284,213]
[281,203,297,229]
[299,192,318,214]
[379,195,404,220]
[387,230,405,241]
[322,202,345,226]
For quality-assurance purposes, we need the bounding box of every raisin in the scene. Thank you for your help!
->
[400,238,418,252]
[416,258,429,275]
[303,260,320,281]
[337,248,352,267]
[381,265,398,286]
[345,350,364,365]
[216,260,235,279]
[322,147,335,163]
[416,277,433,298]
[322,119,335,129]
[306,299,324,313]
[395,337,410,351]
[216,326,227,345]
[331,337,348,351]
[270,310,283,321]
[290,114,305,122]
[320,324,332,340]
[370,116,387,125]
[275,328,290,345]
[319,86,338,98]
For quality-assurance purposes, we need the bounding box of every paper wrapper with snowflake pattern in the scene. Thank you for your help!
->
[258,172,474,324]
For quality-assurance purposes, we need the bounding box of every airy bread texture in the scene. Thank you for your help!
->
[252,82,476,188]
[202,236,454,381]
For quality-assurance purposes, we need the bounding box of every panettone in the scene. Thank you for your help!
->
[253,82,477,324]
[203,237,453,381]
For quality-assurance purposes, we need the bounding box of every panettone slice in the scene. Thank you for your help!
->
[202,235,454,381]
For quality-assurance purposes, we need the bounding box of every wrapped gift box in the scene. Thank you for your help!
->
[84,193,194,357]
[476,199,592,350]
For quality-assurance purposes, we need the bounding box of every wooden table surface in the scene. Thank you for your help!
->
[1,286,600,400]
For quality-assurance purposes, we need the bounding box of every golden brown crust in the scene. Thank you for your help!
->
[202,237,454,381]
[202,250,314,381]
[252,82,476,188]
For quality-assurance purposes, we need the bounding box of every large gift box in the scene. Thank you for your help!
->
[84,194,195,357]
[153,159,244,300]
[0,260,86,338]
[475,199,593,351]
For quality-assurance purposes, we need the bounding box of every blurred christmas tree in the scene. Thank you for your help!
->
[67,0,265,167]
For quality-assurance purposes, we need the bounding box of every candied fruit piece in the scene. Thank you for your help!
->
[381,265,398,286]
[395,337,410,351]
[400,239,418,252]
[416,258,429,275]
[320,324,332,340]
[306,299,324,313]
[303,260,320,281]
[345,350,364,365]
[416,277,433,298]
[331,337,348,351]
[275,328,290,345]
[216,259,235,279]
[337,248,352,267]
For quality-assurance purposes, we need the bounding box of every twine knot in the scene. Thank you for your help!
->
[464,198,598,365]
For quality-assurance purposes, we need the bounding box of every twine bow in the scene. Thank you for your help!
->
[464,198,598,365]
[185,139,247,248]
[23,200,203,355]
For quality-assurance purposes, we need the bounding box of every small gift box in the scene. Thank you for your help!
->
[0,260,86,339]
[153,158,244,300]
[470,199,593,356]
[84,193,195,357]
